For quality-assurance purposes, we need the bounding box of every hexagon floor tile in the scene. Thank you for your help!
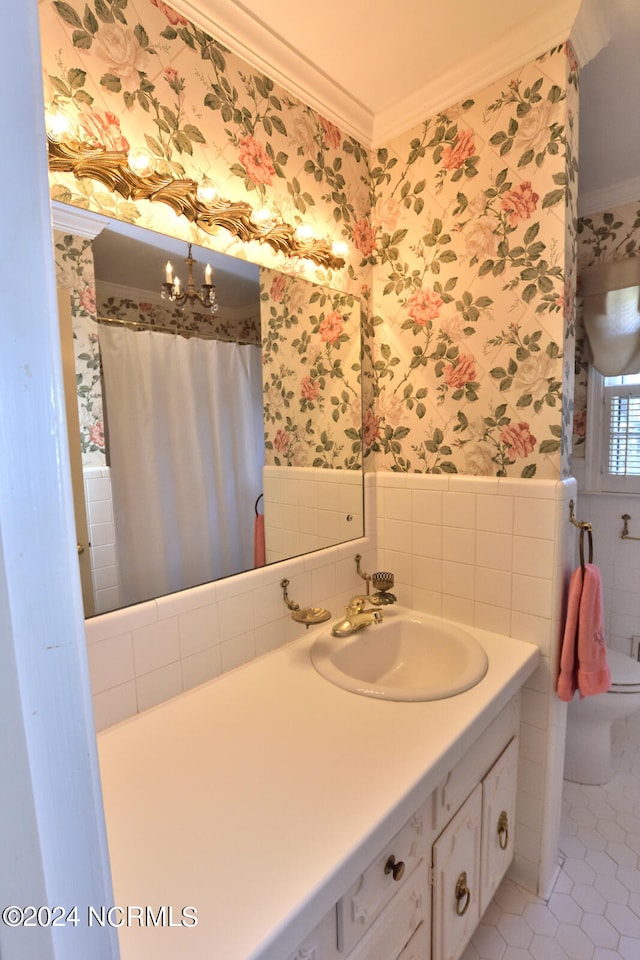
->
[461,708,640,960]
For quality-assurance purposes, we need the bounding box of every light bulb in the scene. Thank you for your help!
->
[127,147,155,177]
[331,240,349,257]
[197,178,219,205]
[253,206,274,226]
[45,107,75,142]
[295,223,314,242]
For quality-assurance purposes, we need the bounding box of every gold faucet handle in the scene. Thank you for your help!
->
[347,595,368,615]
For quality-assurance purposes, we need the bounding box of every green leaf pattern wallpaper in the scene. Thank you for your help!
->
[41,0,579,479]
[260,268,361,469]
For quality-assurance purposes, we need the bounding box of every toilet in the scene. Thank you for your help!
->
[564,648,640,785]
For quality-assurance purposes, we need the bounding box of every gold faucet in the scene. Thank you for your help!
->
[331,596,384,637]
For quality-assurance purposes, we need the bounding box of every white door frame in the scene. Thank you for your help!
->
[0,3,116,958]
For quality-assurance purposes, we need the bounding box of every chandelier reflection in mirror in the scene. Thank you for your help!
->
[162,243,218,314]
[46,132,347,270]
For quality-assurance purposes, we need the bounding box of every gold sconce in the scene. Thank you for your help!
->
[47,136,346,270]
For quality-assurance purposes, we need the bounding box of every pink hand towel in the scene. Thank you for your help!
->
[577,563,610,697]
[557,563,610,701]
[557,565,582,701]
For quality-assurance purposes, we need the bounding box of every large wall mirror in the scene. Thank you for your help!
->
[53,207,363,618]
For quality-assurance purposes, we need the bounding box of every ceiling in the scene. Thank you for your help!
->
[176,0,640,215]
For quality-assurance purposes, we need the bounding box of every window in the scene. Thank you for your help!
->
[586,368,640,492]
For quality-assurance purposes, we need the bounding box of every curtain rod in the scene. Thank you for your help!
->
[95,314,259,346]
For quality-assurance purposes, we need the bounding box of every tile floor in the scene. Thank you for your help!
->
[462,709,640,960]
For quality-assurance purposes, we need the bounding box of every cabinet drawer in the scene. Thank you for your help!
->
[433,694,519,834]
[396,919,429,960]
[286,905,339,960]
[338,797,432,955]
[344,860,429,960]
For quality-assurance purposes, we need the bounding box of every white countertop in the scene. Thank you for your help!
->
[97,611,540,960]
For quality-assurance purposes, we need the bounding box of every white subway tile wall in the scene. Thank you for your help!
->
[83,466,121,614]
[572,462,640,659]
[262,465,364,562]
[377,471,577,897]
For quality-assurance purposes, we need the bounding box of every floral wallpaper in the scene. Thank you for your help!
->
[53,230,106,464]
[96,286,261,344]
[260,268,361,469]
[364,46,578,477]
[40,0,578,480]
[573,200,640,455]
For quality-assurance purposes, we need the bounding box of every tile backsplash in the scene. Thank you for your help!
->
[263,465,364,562]
[375,471,576,897]
[84,466,121,615]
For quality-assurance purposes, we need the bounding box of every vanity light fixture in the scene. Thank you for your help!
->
[161,242,218,313]
[47,135,346,269]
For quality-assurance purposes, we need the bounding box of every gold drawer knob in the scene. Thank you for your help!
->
[455,871,471,916]
[497,810,509,850]
[384,854,405,882]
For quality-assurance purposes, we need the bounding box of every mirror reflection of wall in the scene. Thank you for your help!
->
[53,208,363,618]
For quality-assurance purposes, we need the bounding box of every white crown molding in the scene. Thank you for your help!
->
[578,175,640,219]
[169,0,373,145]
[171,0,583,149]
[570,0,610,67]
[51,200,110,238]
[374,2,581,144]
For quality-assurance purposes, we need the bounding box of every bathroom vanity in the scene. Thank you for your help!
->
[97,613,539,960]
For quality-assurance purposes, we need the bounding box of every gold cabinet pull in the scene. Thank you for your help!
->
[455,871,471,916]
[497,810,509,850]
[77,543,85,555]
[384,854,405,882]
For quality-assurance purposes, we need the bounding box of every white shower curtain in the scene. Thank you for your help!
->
[99,325,264,607]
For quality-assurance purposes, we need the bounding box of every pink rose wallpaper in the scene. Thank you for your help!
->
[41,0,579,479]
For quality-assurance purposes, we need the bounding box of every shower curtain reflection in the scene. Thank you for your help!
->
[99,324,264,607]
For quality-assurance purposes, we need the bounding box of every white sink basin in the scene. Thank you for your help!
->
[310,607,489,701]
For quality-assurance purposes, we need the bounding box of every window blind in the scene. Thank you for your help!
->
[605,382,640,479]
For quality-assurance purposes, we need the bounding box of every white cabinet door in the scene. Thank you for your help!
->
[480,737,518,915]
[432,784,482,960]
